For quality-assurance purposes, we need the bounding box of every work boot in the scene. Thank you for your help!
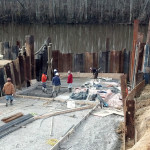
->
[69,88,72,93]
[42,87,45,92]
[44,88,47,93]
[10,100,13,105]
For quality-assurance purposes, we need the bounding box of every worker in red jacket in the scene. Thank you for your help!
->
[41,72,47,92]
[67,71,73,92]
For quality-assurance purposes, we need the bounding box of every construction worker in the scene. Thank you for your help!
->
[90,67,99,79]
[67,70,73,92]
[52,72,61,97]
[41,72,47,92]
[2,78,15,107]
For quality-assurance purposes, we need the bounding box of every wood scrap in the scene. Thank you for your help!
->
[34,105,93,120]
[1,112,24,123]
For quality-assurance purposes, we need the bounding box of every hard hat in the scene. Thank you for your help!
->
[54,69,57,72]
[55,72,59,76]
[7,78,11,81]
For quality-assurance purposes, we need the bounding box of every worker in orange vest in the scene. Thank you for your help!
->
[41,72,47,92]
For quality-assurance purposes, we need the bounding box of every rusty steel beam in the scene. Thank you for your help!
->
[93,53,98,70]
[9,62,16,88]
[25,35,35,79]
[120,49,125,73]
[125,100,135,140]
[12,59,21,89]
[109,51,115,73]
[23,56,27,83]
[85,52,93,73]
[130,20,139,82]
[106,38,110,73]
[146,19,150,46]
[52,50,59,70]
[138,43,145,71]
[25,56,31,81]
[18,55,26,86]
[99,52,107,73]
[120,74,128,106]
[74,53,85,72]
[58,52,63,72]
[62,53,73,72]
[115,51,121,73]
[4,64,11,79]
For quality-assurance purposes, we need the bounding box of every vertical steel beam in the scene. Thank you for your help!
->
[12,59,21,89]
[120,74,127,106]
[9,62,16,88]
[62,53,73,72]
[47,44,52,81]
[130,20,139,82]
[85,52,93,73]
[146,19,150,46]
[125,100,135,140]
[25,35,35,79]
[52,50,59,70]
[18,55,26,86]
[25,56,31,81]
[74,53,84,72]
[0,42,4,55]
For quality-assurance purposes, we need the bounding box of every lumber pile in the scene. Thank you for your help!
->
[0,114,34,139]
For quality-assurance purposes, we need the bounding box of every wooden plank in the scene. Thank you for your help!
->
[35,105,93,119]
[1,112,24,123]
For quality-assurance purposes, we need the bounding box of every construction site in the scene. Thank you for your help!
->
[1,1,150,150]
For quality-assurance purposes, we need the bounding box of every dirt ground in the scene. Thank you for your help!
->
[126,85,150,150]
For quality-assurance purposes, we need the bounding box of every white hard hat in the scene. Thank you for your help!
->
[54,69,57,72]
[55,72,59,76]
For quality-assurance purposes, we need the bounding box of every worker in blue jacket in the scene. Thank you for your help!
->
[52,72,61,97]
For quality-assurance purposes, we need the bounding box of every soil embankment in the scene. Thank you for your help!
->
[126,85,150,149]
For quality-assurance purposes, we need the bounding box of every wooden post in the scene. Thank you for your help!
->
[25,35,35,79]
[47,44,52,81]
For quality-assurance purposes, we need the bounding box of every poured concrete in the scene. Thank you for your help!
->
[0,77,123,150]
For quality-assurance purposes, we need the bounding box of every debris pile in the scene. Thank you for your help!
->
[70,78,122,108]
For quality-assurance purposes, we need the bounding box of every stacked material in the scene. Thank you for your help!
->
[0,114,34,139]
[70,78,122,108]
